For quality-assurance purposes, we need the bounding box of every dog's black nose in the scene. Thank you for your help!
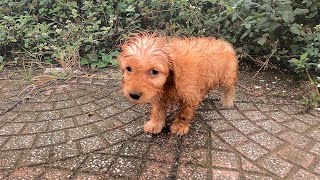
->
[129,92,142,100]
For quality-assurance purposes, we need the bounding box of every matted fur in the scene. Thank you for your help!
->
[118,32,238,135]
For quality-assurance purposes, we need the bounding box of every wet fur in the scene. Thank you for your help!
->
[118,32,238,135]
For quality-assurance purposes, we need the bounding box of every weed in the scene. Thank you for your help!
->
[0,56,3,73]
[16,62,33,83]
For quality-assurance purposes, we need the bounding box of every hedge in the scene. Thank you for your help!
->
[0,0,319,74]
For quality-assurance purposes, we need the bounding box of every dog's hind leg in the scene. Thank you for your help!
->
[221,67,237,108]
[221,85,235,108]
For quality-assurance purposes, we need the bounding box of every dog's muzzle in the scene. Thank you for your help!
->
[129,91,142,100]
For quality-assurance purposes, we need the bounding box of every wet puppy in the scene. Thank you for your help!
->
[118,32,237,135]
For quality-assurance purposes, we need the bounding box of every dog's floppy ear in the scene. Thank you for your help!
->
[167,57,173,71]
[162,43,174,71]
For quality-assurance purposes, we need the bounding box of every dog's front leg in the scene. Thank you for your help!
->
[144,100,166,134]
[170,103,198,136]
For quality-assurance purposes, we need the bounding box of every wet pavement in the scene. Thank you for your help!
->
[0,70,320,179]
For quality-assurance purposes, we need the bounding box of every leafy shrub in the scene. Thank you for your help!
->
[0,0,140,68]
[0,0,319,75]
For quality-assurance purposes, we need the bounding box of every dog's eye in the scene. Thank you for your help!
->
[125,67,132,72]
[149,69,158,75]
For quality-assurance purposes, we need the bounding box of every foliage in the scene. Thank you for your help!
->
[0,0,135,68]
[0,0,319,75]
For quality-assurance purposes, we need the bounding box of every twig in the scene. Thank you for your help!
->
[238,84,261,96]
[43,15,64,26]
[0,100,20,116]
[253,51,275,78]
[0,85,36,115]
[242,51,263,65]
[305,68,319,96]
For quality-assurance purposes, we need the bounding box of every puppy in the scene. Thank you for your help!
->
[118,32,238,135]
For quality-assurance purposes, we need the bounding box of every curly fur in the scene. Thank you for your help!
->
[118,32,238,135]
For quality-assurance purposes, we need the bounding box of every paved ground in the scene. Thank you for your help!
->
[0,70,320,179]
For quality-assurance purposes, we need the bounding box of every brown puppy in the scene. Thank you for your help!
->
[118,32,238,135]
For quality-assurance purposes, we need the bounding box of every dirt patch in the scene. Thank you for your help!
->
[237,68,310,104]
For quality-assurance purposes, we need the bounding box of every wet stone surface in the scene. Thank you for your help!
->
[0,76,320,179]
[259,155,293,178]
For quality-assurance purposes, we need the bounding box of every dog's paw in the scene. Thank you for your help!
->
[144,120,165,134]
[221,102,234,108]
[221,99,234,108]
[221,94,235,108]
[170,121,190,136]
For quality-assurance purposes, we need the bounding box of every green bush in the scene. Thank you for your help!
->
[0,0,319,74]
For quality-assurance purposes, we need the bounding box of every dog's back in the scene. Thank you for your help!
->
[166,37,238,95]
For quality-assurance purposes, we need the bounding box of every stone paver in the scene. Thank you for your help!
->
[259,155,293,178]
[211,169,240,180]
[177,165,208,179]
[236,141,268,160]
[9,167,44,179]
[211,150,238,169]
[140,161,172,179]
[278,146,315,169]
[0,73,320,179]
[278,130,312,148]
[250,131,284,150]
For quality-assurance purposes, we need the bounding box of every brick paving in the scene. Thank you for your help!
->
[0,73,320,179]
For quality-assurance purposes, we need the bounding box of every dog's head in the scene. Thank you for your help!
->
[118,33,171,103]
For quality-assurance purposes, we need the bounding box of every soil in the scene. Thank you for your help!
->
[237,66,310,104]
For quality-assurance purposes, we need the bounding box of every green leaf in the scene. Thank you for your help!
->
[290,26,300,35]
[293,8,309,16]
[87,53,98,62]
[311,91,318,98]
[110,59,119,66]
[56,29,62,34]
[289,58,299,65]
[24,43,29,48]
[231,14,238,21]
[110,51,120,57]
[257,37,267,45]
[300,52,308,60]
[269,22,280,31]
[240,30,250,40]
[80,58,89,65]
[282,12,295,23]
[278,2,293,11]
[226,5,234,13]
[308,63,319,67]
[118,2,126,11]
[125,5,135,12]
[90,62,98,69]
[84,45,91,52]
[244,23,251,29]
[9,37,17,42]
[102,54,112,63]
[314,94,320,101]
[97,61,107,68]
